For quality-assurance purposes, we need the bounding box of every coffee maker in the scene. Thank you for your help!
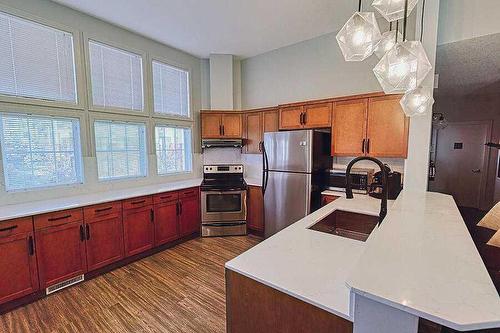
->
[369,165,402,200]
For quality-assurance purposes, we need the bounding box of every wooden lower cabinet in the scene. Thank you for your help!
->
[123,201,155,257]
[154,200,179,246]
[179,193,201,237]
[0,218,39,304]
[247,185,264,232]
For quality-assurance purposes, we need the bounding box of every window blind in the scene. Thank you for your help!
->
[0,113,83,191]
[94,120,147,180]
[89,41,143,111]
[152,61,189,117]
[155,126,192,175]
[0,11,77,103]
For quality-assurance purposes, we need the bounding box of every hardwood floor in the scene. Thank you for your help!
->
[0,236,260,333]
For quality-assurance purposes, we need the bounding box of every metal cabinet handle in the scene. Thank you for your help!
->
[131,200,146,205]
[48,214,71,222]
[95,207,112,213]
[362,139,366,153]
[472,169,481,173]
[28,236,35,256]
[366,139,370,154]
[222,125,225,136]
[86,225,90,240]
[179,202,183,215]
[303,112,307,125]
[79,225,85,242]
[0,225,17,233]
[150,209,154,222]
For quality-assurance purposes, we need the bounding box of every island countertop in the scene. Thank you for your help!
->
[225,191,500,330]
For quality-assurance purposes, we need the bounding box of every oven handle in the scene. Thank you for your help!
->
[202,222,246,227]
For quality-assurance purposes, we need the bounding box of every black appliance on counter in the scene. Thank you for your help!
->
[369,165,402,200]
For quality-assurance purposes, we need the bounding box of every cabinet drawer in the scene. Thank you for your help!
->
[34,209,83,230]
[84,201,122,221]
[179,187,199,199]
[123,196,153,210]
[153,191,179,204]
[0,217,33,237]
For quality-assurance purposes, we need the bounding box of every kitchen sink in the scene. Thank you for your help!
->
[308,210,378,242]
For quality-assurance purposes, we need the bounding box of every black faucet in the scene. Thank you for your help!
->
[345,156,388,225]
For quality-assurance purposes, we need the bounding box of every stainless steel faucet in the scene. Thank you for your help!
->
[345,156,388,225]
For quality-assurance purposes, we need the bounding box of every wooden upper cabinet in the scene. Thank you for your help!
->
[263,110,279,133]
[303,103,332,128]
[244,112,263,154]
[279,106,304,130]
[221,113,243,138]
[201,113,222,139]
[367,95,409,158]
[201,112,242,139]
[332,99,368,156]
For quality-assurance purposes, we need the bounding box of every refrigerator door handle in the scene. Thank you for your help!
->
[262,142,269,194]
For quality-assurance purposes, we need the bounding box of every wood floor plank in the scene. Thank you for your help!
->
[0,235,260,333]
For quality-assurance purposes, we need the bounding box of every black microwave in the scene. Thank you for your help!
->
[326,169,373,194]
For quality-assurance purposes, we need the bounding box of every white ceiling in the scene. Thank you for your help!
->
[51,0,359,59]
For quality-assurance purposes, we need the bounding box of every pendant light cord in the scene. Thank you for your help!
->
[358,0,362,12]
[395,20,399,42]
[420,0,426,41]
[402,0,409,41]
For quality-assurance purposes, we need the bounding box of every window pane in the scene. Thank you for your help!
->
[0,11,77,103]
[94,120,147,180]
[89,40,143,111]
[0,113,83,191]
[152,61,189,117]
[155,126,192,175]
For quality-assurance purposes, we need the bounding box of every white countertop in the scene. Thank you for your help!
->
[225,194,385,321]
[0,178,202,221]
[226,191,500,330]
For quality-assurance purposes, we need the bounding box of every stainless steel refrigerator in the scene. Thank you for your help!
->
[262,130,332,238]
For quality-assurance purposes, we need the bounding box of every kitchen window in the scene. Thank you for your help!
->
[94,120,147,180]
[152,61,190,118]
[0,113,83,191]
[155,125,192,175]
[0,11,77,103]
[89,40,144,111]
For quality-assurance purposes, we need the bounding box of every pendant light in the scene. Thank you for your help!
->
[372,0,419,22]
[399,86,434,116]
[372,0,432,93]
[373,21,403,59]
[336,0,382,61]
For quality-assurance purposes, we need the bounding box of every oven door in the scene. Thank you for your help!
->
[201,190,247,222]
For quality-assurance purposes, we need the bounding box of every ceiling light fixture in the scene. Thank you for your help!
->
[373,21,403,58]
[372,0,419,22]
[336,0,382,61]
[399,86,434,116]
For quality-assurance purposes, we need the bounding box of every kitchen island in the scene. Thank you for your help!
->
[225,191,500,332]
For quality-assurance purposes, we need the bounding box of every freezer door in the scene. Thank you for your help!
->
[264,171,311,238]
[264,130,313,173]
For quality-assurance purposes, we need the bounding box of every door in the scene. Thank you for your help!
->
[201,113,222,138]
[263,110,279,132]
[201,190,246,222]
[264,171,311,238]
[431,121,492,209]
[264,130,312,173]
[221,114,242,138]
[366,96,409,158]
[245,112,263,154]
[0,218,39,304]
[332,99,367,156]
[123,207,155,257]
[247,186,264,232]
[85,215,124,271]
[303,103,332,128]
[35,221,87,289]
[279,106,304,130]
[179,195,201,236]
[154,200,179,245]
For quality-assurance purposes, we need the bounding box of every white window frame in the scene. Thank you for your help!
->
[83,34,148,116]
[150,56,192,121]
[0,108,86,192]
[91,115,149,182]
[154,122,193,176]
[0,5,86,111]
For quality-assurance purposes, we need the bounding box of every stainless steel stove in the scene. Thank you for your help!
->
[200,164,247,237]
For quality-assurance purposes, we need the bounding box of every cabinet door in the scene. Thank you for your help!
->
[332,99,368,156]
[247,186,264,232]
[85,214,124,272]
[154,200,179,246]
[367,96,409,158]
[303,103,332,128]
[263,110,279,133]
[0,231,39,304]
[179,195,200,237]
[279,106,304,130]
[245,112,263,154]
[221,114,242,138]
[201,113,222,138]
[123,206,155,257]
[35,221,87,289]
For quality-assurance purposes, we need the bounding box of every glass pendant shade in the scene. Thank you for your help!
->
[374,30,403,59]
[373,40,432,94]
[400,86,434,117]
[372,0,419,22]
[336,12,382,61]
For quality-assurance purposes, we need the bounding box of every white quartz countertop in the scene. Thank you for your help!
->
[0,178,202,221]
[226,194,385,321]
